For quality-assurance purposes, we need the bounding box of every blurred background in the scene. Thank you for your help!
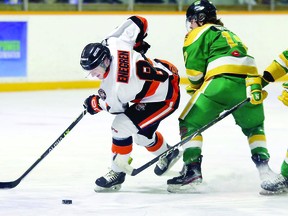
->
[0,0,287,92]
[0,0,288,12]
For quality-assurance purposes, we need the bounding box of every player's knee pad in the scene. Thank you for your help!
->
[112,136,133,155]
[111,114,138,138]
[135,131,168,155]
[179,119,198,139]
[184,135,203,149]
[134,132,155,147]
[242,124,265,137]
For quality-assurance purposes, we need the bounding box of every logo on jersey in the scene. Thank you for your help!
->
[231,50,240,57]
[117,50,130,83]
[135,103,146,111]
[98,88,106,100]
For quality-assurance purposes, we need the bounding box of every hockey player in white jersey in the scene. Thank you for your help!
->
[80,16,181,192]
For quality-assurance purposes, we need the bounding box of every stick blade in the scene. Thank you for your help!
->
[0,179,20,189]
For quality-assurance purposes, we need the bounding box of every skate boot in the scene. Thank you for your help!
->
[251,154,276,181]
[261,174,288,195]
[167,156,202,193]
[154,148,181,176]
[94,169,126,192]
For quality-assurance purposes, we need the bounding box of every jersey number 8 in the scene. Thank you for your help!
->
[136,60,169,82]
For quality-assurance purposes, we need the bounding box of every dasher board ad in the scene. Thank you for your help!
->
[0,22,27,77]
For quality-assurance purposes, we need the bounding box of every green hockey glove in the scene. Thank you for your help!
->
[246,75,268,105]
[278,82,288,106]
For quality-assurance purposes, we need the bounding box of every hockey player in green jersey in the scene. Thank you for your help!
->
[167,0,274,192]
[260,50,288,194]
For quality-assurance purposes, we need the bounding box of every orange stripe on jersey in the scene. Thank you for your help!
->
[112,143,132,154]
[153,58,180,108]
[140,58,160,98]
[146,57,153,65]
[169,74,180,106]
[146,132,164,152]
[145,81,160,98]
[154,59,179,75]
[139,103,174,129]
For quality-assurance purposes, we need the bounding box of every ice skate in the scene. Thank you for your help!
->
[251,154,276,181]
[154,148,181,176]
[94,169,126,192]
[167,156,203,193]
[260,174,288,195]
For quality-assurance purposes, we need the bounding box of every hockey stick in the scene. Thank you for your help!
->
[0,110,87,189]
[140,51,158,73]
[127,97,250,176]
[140,51,151,63]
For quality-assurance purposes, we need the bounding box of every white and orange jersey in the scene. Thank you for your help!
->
[96,15,180,113]
[98,37,180,114]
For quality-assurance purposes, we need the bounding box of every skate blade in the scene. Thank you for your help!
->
[94,184,122,193]
[259,188,288,196]
[167,181,204,193]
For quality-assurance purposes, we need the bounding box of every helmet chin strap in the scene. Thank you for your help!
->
[196,13,206,27]
[85,71,91,79]
[102,58,113,75]
[99,58,110,71]
[188,15,204,29]
[196,21,202,27]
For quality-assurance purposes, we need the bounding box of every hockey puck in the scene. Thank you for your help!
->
[62,199,72,204]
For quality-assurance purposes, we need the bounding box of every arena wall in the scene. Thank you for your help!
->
[0,11,287,91]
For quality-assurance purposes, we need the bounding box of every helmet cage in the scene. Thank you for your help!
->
[187,13,207,23]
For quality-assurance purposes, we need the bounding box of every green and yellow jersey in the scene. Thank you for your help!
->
[263,49,288,83]
[183,24,258,90]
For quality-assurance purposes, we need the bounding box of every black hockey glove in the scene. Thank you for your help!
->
[133,41,151,54]
[83,95,103,115]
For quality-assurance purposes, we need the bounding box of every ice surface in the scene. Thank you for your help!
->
[0,84,287,216]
